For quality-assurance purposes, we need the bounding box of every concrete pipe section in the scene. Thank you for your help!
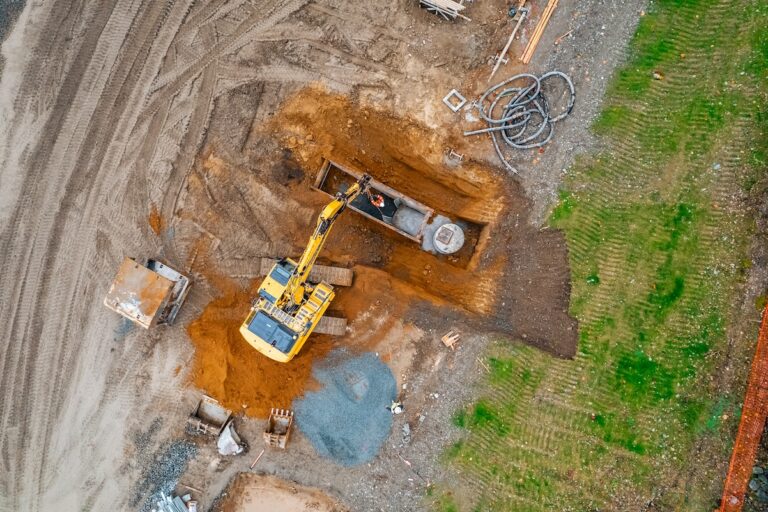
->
[432,223,465,254]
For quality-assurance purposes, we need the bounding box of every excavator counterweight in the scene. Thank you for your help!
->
[239,174,371,362]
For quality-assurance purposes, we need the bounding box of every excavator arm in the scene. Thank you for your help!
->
[281,174,371,306]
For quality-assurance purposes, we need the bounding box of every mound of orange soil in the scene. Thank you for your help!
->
[187,276,334,418]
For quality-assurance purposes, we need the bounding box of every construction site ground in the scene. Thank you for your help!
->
[215,474,347,512]
[1,0,765,511]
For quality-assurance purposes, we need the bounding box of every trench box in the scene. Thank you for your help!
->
[314,160,434,243]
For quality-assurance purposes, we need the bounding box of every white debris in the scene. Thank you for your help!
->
[217,422,245,456]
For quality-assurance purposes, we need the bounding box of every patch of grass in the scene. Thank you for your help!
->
[444,440,464,461]
[436,0,767,509]
[469,401,509,437]
[593,105,633,134]
[589,411,649,454]
[550,189,575,223]
[756,294,768,312]
[615,350,675,402]
[704,397,731,431]
[437,492,459,512]
[452,401,510,437]
[452,409,467,429]
[487,356,515,383]
[679,398,706,431]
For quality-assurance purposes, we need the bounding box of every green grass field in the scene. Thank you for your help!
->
[435,0,768,509]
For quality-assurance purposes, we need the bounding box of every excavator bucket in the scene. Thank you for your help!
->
[187,396,232,436]
[263,408,294,449]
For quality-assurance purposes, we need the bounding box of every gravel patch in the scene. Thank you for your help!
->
[0,0,26,77]
[132,440,198,512]
[294,350,397,466]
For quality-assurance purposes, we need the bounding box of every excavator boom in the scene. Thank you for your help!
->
[240,173,371,362]
[282,174,371,307]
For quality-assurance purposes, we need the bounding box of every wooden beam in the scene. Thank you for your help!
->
[521,0,557,63]
[521,0,558,64]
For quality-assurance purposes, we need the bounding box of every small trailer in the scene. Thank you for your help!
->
[104,257,191,329]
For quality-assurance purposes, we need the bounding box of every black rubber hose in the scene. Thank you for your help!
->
[464,71,576,173]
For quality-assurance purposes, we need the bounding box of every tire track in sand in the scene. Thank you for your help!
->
[0,0,191,508]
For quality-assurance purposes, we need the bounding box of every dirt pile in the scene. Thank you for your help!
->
[186,276,334,418]
[148,205,164,235]
[215,474,347,512]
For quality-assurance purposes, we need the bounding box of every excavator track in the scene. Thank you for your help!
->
[259,258,353,286]
[314,316,347,336]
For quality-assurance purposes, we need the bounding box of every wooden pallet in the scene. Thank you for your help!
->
[259,258,354,287]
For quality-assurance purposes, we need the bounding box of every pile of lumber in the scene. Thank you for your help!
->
[419,0,470,21]
[520,0,557,64]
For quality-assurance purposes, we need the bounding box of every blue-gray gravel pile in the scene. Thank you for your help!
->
[294,350,396,466]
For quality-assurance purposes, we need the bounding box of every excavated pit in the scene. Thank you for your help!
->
[180,86,578,417]
[314,159,485,269]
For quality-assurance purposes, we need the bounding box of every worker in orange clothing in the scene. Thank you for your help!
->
[369,191,385,208]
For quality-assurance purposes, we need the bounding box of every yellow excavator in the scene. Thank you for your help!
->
[240,174,371,362]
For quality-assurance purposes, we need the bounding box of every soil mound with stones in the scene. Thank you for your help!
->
[294,350,397,466]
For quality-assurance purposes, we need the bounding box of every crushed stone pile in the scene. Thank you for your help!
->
[133,440,197,512]
[294,350,396,466]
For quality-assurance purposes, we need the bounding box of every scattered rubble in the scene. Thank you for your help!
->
[217,423,245,456]
[133,441,198,512]
[150,492,197,512]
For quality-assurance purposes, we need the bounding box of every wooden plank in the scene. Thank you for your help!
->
[521,1,555,63]
[422,0,466,11]
[521,0,558,64]
[314,316,347,336]
[419,0,471,21]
